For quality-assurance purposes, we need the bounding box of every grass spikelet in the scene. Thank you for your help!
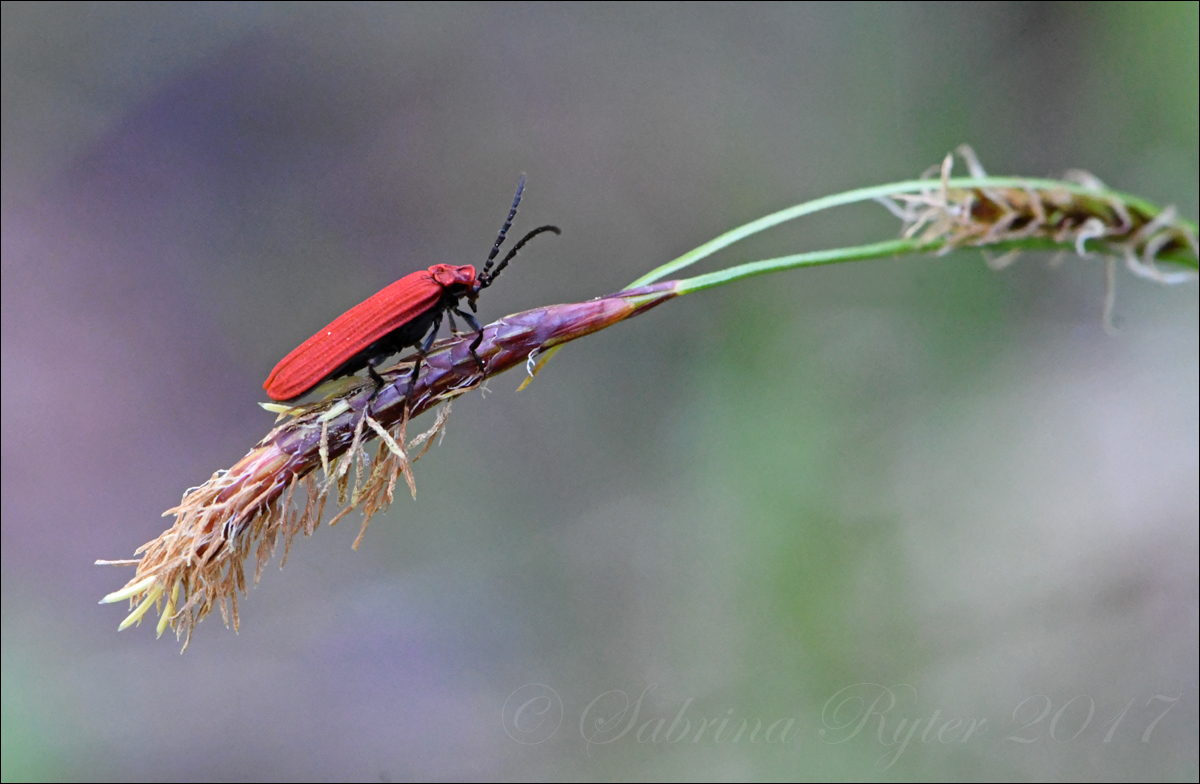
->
[99,285,679,648]
[881,145,1198,285]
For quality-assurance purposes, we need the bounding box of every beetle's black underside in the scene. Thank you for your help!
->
[327,284,471,383]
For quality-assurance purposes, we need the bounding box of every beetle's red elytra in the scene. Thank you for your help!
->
[263,264,478,401]
[263,177,559,403]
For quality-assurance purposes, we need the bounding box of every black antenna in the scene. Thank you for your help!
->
[482,175,526,279]
[479,225,561,288]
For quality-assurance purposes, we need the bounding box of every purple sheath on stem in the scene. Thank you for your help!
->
[99,282,679,646]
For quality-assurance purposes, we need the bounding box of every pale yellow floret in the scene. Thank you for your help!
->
[156,580,181,638]
[99,574,159,604]
[258,402,303,420]
[117,583,164,630]
[319,400,352,422]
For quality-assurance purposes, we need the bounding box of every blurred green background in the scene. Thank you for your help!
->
[2,3,1196,780]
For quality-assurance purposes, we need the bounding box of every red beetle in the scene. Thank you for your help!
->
[264,177,559,402]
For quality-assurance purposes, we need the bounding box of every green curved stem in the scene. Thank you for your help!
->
[628,177,1199,289]
[672,236,1197,296]
[672,239,933,294]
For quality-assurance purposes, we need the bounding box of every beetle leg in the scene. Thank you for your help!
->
[420,312,443,354]
[454,307,486,372]
[357,362,391,420]
[404,312,443,409]
[446,310,460,335]
[366,363,386,394]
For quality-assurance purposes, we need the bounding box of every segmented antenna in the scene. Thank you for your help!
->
[479,225,561,287]
[482,175,526,278]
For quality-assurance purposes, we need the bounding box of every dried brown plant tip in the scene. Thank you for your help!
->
[881,146,1199,282]
[99,284,677,648]
[872,147,1198,331]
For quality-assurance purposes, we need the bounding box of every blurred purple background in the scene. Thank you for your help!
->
[3,3,1197,780]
